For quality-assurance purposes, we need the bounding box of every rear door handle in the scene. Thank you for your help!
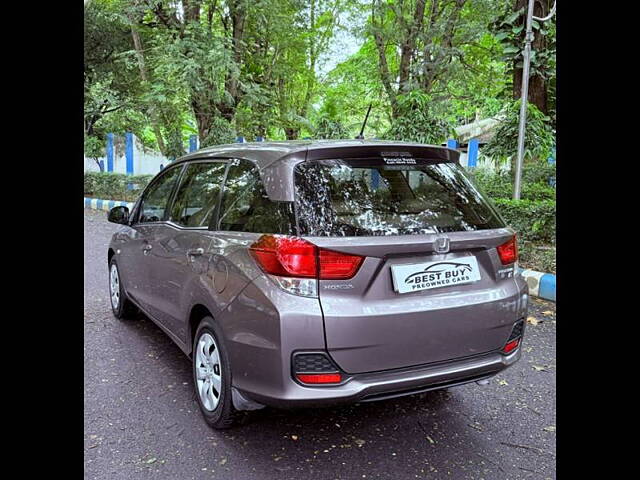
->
[187,247,204,257]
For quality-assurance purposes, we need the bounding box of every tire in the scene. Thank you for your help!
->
[108,258,138,319]
[192,316,238,429]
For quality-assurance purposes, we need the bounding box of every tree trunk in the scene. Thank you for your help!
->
[191,94,215,141]
[398,0,426,94]
[512,0,549,114]
[284,127,299,140]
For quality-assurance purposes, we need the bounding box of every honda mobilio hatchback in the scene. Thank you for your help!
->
[107,140,528,428]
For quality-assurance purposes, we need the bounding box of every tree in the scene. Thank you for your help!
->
[483,99,554,172]
[492,0,555,115]
[84,0,141,137]
[85,135,105,172]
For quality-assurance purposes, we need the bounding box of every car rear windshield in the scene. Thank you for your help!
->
[294,158,504,236]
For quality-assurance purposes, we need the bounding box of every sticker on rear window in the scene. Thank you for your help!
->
[382,157,416,165]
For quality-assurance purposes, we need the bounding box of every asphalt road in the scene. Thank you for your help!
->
[84,208,556,480]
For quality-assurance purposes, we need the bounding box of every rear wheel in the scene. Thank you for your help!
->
[193,316,238,429]
[109,258,138,319]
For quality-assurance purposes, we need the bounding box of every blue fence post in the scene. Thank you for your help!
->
[98,160,105,172]
[125,132,134,175]
[236,136,245,143]
[189,135,198,152]
[467,138,479,169]
[106,133,114,172]
[371,170,380,190]
[548,146,556,186]
[255,136,264,142]
[446,139,458,149]
[189,135,198,153]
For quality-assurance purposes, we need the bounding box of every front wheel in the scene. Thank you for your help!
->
[193,316,238,429]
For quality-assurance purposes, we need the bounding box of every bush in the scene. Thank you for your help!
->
[519,242,556,274]
[84,172,154,202]
[493,198,555,244]
[470,161,556,201]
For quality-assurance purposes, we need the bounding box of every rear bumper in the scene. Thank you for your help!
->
[240,348,521,408]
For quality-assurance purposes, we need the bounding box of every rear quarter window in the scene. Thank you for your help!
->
[294,158,504,236]
[217,160,296,234]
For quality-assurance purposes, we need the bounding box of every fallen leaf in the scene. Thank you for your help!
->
[526,316,540,326]
[543,426,556,432]
[354,439,366,447]
[426,436,435,444]
[291,435,299,441]
[146,458,157,464]
[498,379,509,386]
[219,458,227,466]
[533,365,547,372]
[541,310,554,316]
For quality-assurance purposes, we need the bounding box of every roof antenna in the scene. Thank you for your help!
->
[355,103,373,139]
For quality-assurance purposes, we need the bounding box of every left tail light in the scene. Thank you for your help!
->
[249,235,364,297]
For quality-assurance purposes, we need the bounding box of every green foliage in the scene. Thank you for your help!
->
[471,161,556,200]
[84,135,105,160]
[470,159,556,271]
[200,117,237,148]
[385,92,453,144]
[84,172,154,202]
[314,116,350,139]
[519,242,556,274]
[483,99,554,164]
[492,4,556,85]
[493,198,555,244]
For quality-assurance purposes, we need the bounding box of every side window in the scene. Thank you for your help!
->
[138,166,182,223]
[169,162,227,227]
[218,160,295,234]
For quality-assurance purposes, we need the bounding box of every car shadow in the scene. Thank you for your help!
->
[116,310,497,476]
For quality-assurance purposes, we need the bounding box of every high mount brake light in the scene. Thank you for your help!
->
[249,235,364,280]
[497,235,518,265]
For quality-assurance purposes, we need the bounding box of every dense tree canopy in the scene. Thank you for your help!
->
[84,0,555,156]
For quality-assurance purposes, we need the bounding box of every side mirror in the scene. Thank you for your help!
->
[108,206,130,225]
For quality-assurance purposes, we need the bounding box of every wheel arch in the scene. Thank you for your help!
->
[188,304,214,356]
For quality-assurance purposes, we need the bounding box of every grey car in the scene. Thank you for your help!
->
[107,140,528,429]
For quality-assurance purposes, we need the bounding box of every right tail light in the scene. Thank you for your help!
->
[497,235,518,265]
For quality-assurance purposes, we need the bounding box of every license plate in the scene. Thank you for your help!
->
[391,257,482,294]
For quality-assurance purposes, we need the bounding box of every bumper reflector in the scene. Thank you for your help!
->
[296,373,342,384]
[503,338,520,354]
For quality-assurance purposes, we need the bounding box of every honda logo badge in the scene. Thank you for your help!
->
[434,236,450,254]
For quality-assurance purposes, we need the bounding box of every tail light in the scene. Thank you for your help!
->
[249,235,364,284]
[497,235,518,265]
[249,235,317,277]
